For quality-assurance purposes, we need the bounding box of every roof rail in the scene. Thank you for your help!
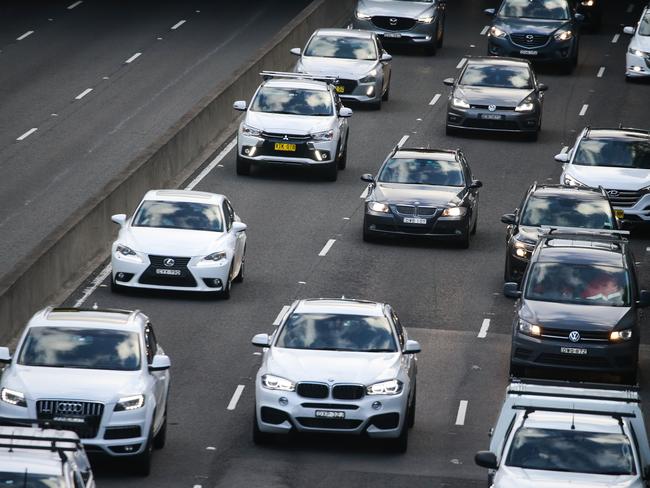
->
[539,226,629,240]
[259,71,339,84]
[513,405,636,418]
[50,307,133,315]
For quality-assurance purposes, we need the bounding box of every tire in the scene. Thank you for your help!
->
[382,79,390,102]
[471,209,478,235]
[504,254,514,282]
[407,386,416,429]
[236,154,251,176]
[153,409,167,450]
[322,161,338,182]
[110,276,123,294]
[337,137,348,170]
[456,221,471,249]
[233,249,245,283]
[220,269,232,299]
[389,421,409,453]
[437,20,444,48]
[362,219,376,243]
[132,431,153,477]
[252,411,274,445]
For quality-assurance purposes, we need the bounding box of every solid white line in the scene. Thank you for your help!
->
[227,385,245,410]
[612,33,620,44]
[627,3,634,13]
[67,1,83,9]
[560,146,569,154]
[455,400,468,425]
[273,305,290,326]
[597,66,605,78]
[16,31,34,41]
[360,187,369,199]
[480,25,489,36]
[397,135,409,147]
[125,52,142,64]
[478,319,490,338]
[185,138,237,190]
[456,57,467,69]
[75,88,93,100]
[579,104,589,116]
[429,93,441,106]
[74,266,112,307]
[318,239,336,257]
[171,20,186,30]
[16,128,37,141]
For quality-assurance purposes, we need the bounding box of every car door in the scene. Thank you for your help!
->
[461,155,478,224]
[388,306,416,382]
[376,36,391,92]
[225,199,245,274]
[145,323,168,430]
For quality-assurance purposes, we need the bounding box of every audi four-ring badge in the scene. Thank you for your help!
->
[0,307,172,476]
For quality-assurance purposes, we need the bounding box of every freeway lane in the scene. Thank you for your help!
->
[53,0,650,486]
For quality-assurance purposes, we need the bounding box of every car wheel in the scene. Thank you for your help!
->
[337,137,348,170]
[132,430,153,476]
[424,38,437,56]
[407,386,416,429]
[221,269,232,299]
[252,411,274,445]
[437,20,444,48]
[322,161,338,181]
[234,249,245,283]
[236,154,251,176]
[504,254,514,282]
[382,78,390,101]
[471,208,478,235]
[456,221,471,249]
[389,421,409,453]
[153,408,167,450]
[110,276,123,294]
[362,218,376,243]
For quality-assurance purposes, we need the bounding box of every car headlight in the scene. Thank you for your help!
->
[367,379,403,395]
[261,374,295,392]
[451,97,470,109]
[242,124,262,137]
[518,319,542,337]
[360,69,379,83]
[629,48,648,57]
[116,244,137,257]
[441,207,467,218]
[554,29,573,42]
[563,174,586,187]
[1,388,27,407]
[368,202,390,213]
[310,129,334,141]
[203,251,227,262]
[355,11,371,20]
[417,14,434,24]
[515,97,535,112]
[581,0,594,6]
[114,394,145,412]
[513,239,535,259]
[489,26,507,38]
[610,329,633,342]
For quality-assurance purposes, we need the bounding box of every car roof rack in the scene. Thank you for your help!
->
[582,126,650,138]
[539,226,629,241]
[513,405,635,418]
[510,377,639,394]
[396,147,458,155]
[259,71,339,84]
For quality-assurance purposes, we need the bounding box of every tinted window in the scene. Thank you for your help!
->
[251,86,333,116]
[276,313,397,352]
[573,138,650,169]
[499,0,570,20]
[506,428,635,475]
[639,10,650,36]
[520,195,614,229]
[0,473,65,487]
[525,263,630,306]
[19,327,141,371]
[304,35,377,60]
[133,201,223,232]
[461,64,532,89]
[378,158,465,186]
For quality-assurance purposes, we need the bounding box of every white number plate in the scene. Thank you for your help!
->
[156,269,181,276]
[315,410,345,419]
[383,32,402,38]
[520,49,538,56]
[403,217,427,224]
[560,347,587,355]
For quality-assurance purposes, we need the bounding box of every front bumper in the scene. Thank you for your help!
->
[626,52,650,78]
[447,105,539,133]
[365,208,468,239]
[352,18,437,47]
[611,193,650,225]
[488,36,577,64]
[238,132,336,166]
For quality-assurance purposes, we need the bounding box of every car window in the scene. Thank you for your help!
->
[520,195,614,229]
[276,313,397,352]
[573,138,650,169]
[0,473,66,487]
[144,324,158,364]
[390,309,405,347]
[460,64,532,89]
[251,86,333,116]
[498,0,570,20]
[133,201,224,232]
[304,35,377,60]
[378,158,465,186]
[222,202,232,231]
[639,10,650,36]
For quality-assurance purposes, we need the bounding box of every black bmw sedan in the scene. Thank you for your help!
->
[444,57,547,140]
[361,147,482,248]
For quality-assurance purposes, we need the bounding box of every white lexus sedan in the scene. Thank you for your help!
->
[624,5,650,80]
[252,298,420,452]
[110,190,246,298]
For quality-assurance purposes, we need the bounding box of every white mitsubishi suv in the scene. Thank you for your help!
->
[0,307,171,476]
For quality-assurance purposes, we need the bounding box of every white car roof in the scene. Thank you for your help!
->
[142,189,226,205]
[522,410,623,434]
[27,307,144,332]
[262,78,330,91]
[314,28,374,39]
[294,299,385,317]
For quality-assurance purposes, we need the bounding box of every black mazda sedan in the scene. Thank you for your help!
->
[361,147,482,248]
[444,57,547,140]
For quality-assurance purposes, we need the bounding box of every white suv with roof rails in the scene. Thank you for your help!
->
[0,307,171,476]
[475,380,650,487]
[0,425,95,487]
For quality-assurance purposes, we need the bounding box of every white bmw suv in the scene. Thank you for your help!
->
[0,307,171,476]
[252,298,420,452]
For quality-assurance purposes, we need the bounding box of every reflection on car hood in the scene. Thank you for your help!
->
[357,0,433,19]
[121,226,226,257]
[375,183,463,206]
[456,86,533,107]
[495,466,639,488]
[494,17,570,36]
[629,34,650,52]
[566,165,650,191]
[265,348,401,384]
[299,57,378,79]
[245,111,333,135]
[520,300,633,332]
[516,226,542,244]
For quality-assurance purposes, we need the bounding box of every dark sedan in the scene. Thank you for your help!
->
[444,57,547,140]
[485,0,583,73]
[361,147,481,248]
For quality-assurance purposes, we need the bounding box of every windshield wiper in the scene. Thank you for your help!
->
[365,349,397,352]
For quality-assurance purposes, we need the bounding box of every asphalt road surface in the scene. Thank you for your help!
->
[48,0,650,486]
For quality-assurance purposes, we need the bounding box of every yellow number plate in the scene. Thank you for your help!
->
[335,85,345,94]
[615,209,625,219]
[274,143,296,152]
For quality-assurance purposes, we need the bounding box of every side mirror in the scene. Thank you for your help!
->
[232,222,247,233]
[290,47,301,56]
[483,8,496,16]
[538,82,548,92]
[403,340,421,354]
[637,290,650,308]
[504,282,522,299]
[501,213,517,225]
[443,77,455,86]
[361,173,375,183]
[623,26,636,35]
[0,347,11,364]
[149,354,171,371]
[470,180,483,189]
[233,100,247,111]
[554,152,569,163]
[475,451,498,469]
[575,13,585,22]
[339,107,353,118]
[380,53,392,62]
[111,214,127,226]
[252,333,271,348]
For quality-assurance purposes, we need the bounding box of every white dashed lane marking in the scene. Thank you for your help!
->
[612,33,620,43]
[597,66,605,78]
[318,239,336,257]
[478,319,490,339]
[75,88,93,100]
[16,31,34,41]
[16,128,37,141]
[67,1,83,9]
[455,400,468,425]
[171,20,186,30]
[579,104,589,117]
[227,385,245,410]
[480,25,489,35]
[456,57,467,69]
[397,135,409,147]
[125,52,142,64]
[627,3,634,13]
[429,93,441,106]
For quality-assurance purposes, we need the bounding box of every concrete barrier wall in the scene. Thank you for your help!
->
[0,0,355,342]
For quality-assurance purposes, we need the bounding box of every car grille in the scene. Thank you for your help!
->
[301,403,359,410]
[605,189,643,208]
[296,382,329,399]
[393,205,437,216]
[261,132,310,142]
[470,104,514,111]
[36,400,104,439]
[337,79,358,93]
[296,417,363,430]
[332,385,365,400]
[510,33,550,48]
[139,255,196,287]
[540,327,610,342]
[371,16,416,31]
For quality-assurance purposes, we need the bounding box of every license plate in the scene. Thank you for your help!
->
[479,113,503,120]
[520,49,538,56]
[274,142,297,152]
[383,32,402,38]
[335,85,345,94]
[403,217,427,224]
[155,269,181,276]
[53,416,85,423]
[315,410,345,419]
[560,347,587,355]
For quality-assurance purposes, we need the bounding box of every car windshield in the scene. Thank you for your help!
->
[520,195,614,229]
[275,313,397,352]
[304,35,377,60]
[251,86,333,116]
[460,64,532,89]
[573,138,650,169]
[0,473,65,487]
[506,428,635,475]
[639,11,650,36]
[498,0,570,20]
[525,263,630,306]
[18,327,141,371]
[378,158,465,186]
[133,200,223,232]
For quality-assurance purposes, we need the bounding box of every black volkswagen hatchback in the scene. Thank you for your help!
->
[485,0,583,72]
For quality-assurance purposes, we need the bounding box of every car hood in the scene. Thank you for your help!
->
[374,183,463,206]
[629,35,650,52]
[5,366,145,404]
[516,225,542,244]
[356,0,434,19]
[264,348,401,384]
[121,226,227,257]
[245,111,332,135]
[520,300,634,332]
[566,165,650,191]
[298,57,378,79]
[456,86,533,108]
[495,466,639,488]
[494,17,570,36]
